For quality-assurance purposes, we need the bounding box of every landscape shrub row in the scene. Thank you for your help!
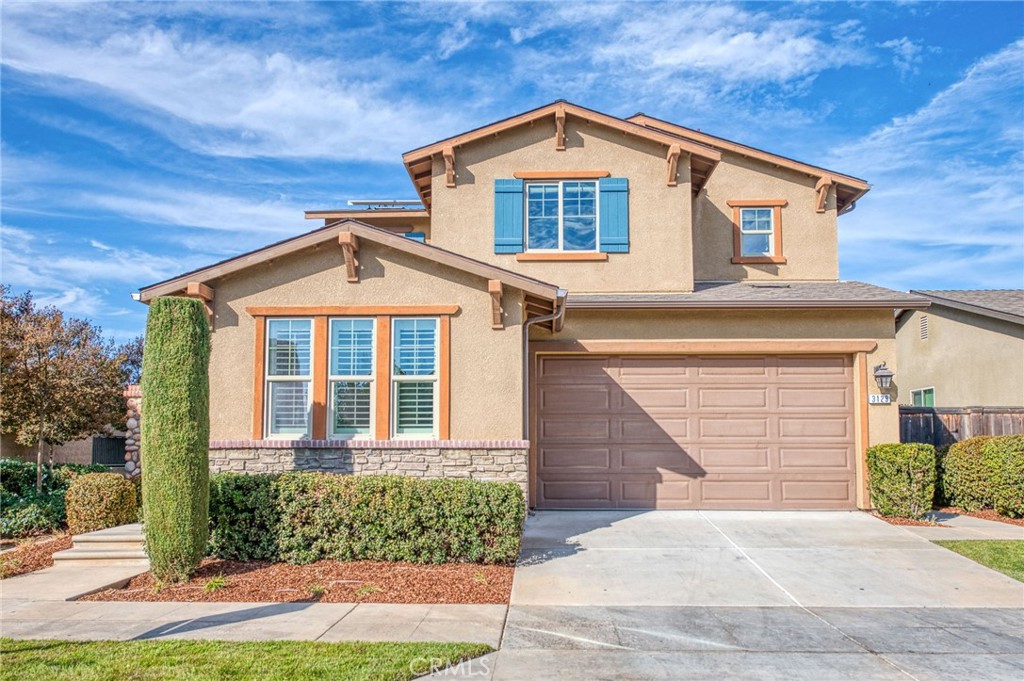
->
[868,435,1024,519]
[208,472,525,565]
[0,459,107,537]
[66,473,139,535]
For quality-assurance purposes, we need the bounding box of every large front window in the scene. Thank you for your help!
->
[266,318,312,437]
[526,181,598,251]
[329,318,374,438]
[391,318,438,436]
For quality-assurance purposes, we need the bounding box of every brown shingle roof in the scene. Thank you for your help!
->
[911,290,1024,325]
[567,281,929,309]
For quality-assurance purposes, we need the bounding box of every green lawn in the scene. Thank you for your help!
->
[0,638,492,681]
[933,540,1024,582]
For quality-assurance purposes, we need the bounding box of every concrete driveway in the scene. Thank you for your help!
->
[464,511,1024,680]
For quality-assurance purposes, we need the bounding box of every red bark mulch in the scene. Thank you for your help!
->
[79,558,513,604]
[871,513,946,527]
[937,507,1024,528]
[0,534,73,579]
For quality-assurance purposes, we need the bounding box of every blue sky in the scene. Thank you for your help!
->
[2,1,1022,341]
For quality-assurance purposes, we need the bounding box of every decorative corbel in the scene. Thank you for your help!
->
[666,144,681,186]
[815,175,834,213]
[338,232,359,283]
[488,279,503,329]
[443,146,456,188]
[554,104,566,151]
[185,281,214,325]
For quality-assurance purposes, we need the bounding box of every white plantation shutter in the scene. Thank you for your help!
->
[329,319,375,437]
[266,319,312,437]
[392,319,438,436]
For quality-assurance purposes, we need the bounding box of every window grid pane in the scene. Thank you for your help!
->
[331,380,372,434]
[269,381,309,435]
[330,318,374,377]
[395,381,435,434]
[268,320,311,376]
[393,319,437,376]
[561,181,597,251]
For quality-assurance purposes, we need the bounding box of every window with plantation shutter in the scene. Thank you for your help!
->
[391,318,438,436]
[329,318,374,438]
[266,318,312,437]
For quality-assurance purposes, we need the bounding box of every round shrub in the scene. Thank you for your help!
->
[65,473,138,535]
[942,436,994,511]
[867,443,936,519]
[984,435,1024,518]
[141,297,211,582]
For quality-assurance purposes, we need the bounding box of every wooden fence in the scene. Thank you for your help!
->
[900,406,1024,448]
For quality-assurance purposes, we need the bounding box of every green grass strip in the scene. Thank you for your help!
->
[0,638,492,681]
[933,540,1024,582]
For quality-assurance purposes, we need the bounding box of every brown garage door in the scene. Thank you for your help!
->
[534,354,856,509]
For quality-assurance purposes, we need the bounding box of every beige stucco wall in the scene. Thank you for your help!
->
[539,307,900,448]
[694,151,840,282]
[896,308,1024,407]
[0,434,94,465]
[427,119,695,293]
[206,240,525,441]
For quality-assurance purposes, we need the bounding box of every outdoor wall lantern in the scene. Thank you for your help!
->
[873,362,895,390]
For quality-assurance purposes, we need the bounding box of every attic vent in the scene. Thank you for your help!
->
[920,315,929,340]
[750,283,792,289]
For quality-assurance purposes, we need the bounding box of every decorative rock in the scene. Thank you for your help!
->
[125,460,136,472]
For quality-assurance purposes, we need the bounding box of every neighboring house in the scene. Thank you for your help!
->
[896,290,1024,408]
[137,100,927,511]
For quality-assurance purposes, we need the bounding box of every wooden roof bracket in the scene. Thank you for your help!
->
[666,144,681,186]
[815,175,834,213]
[443,146,456,188]
[338,232,359,283]
[488,279,503,329]
[185,281,214,327]
[554,104,566,151]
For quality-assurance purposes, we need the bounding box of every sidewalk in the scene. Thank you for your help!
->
[0,564,506,647]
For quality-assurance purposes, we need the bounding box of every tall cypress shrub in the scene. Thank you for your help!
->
[141,297,211,582]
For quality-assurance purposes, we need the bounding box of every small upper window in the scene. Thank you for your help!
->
[526,181,598,252]
[739,208,774,257]
[911,388,935,407]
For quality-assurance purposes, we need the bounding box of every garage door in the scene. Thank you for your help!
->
[534,354,856,509]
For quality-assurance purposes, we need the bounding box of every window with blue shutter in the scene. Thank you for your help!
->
[494,179,525,253]
[598,177,629,253]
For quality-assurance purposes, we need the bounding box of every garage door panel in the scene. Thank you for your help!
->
[535,354,856,510]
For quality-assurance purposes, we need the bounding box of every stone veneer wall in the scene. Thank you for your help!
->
[208,439,529,495]
[123,385,142,478]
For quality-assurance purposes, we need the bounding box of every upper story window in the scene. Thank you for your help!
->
[526,181,598,252]
[266,318,313,438]
[727,199,788,265]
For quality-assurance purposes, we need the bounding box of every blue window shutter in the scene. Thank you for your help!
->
[494,179,524,253]
[404,232,426,243]
[599,177,629,253]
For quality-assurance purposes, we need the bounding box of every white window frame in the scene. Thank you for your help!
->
[390,317,440,439]
[524,180,600,253]
[327,317,375,440]
[738,207,775,257]
[264,317,313,439]
[911,387,936,408]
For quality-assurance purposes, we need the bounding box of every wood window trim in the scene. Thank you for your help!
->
[728,200,788,265]
[251,310,452,441]
[513,170,610,180]
[515,252,608,262]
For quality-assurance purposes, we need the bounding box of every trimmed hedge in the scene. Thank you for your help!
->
[0,459,106,537]
[141,297,211,582]
[209,473,281,561]
[867,443,936,519]
[207,472,525,565]
[985,435,1024,518]
[66,473,138,535]
[941,436,994,511]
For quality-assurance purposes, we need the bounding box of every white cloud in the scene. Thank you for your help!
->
[833,40,1024,290]
[437,19,473,60]
[879,37,926,78]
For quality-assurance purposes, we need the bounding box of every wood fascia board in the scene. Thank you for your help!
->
[488,279,503,329]
[529,339,879,354]
[246,305,460,317]
[630,114,869,191]
[338,231,359,283]
[401,102,721,167]
[304,209,430,220]
[564,299,930,311]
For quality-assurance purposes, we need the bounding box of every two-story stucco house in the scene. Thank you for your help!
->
[137,101,926,511]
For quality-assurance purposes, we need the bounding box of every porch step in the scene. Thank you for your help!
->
[51,523,149,568]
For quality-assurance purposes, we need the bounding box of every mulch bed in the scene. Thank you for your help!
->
[0,534,73,579]
[80,558,514,604]
[872,513,946,527]
[937,507,1024,528]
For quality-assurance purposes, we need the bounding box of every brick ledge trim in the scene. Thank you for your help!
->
[210,439,529,450]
